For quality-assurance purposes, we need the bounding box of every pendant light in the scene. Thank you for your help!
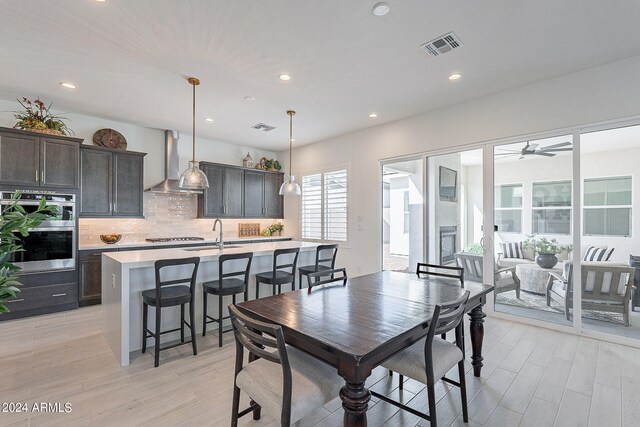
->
[279,110,302,196]
[179,77,210,190]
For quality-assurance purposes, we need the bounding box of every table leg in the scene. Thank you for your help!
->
[469,305,486,377]
[340,380,370,426]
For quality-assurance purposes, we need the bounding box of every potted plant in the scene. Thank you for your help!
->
[523,236,570,269]
[12,97,73,136]
[262,223,284,237]
[0,193,52,313]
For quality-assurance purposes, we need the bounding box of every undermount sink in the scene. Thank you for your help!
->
[182,245,241,251]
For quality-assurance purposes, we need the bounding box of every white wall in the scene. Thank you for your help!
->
[281,54,640,276]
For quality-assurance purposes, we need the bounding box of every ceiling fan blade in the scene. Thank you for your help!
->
[540,147,573,152]
[534,151,556,157]
[541,142,572,150]
[494,150,522,154]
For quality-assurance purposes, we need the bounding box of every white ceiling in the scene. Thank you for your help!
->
[2,1,640,151]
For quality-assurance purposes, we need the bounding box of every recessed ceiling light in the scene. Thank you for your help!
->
[449,73,462,80]
[372,2,390,16]
[60,82,76,89]
[96,0,106,2]
[278,74,292,81]
[203,117,214,123]
[369,113,378,118]
[244,96,256,102]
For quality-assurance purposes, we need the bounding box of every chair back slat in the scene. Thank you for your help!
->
[229,305,287,365]
[315,244,339,269]
[575,263,635,303]
[308,268,347,293]
[432,291,470,336]
[416,262,465,288]
[154,257,200,303]
[219,252,253,284]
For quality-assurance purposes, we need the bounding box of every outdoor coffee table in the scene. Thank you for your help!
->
[515,263,563,294]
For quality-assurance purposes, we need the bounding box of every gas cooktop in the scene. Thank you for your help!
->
[145,237,206,243]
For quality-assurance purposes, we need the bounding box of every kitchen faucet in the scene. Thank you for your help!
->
[213,219,224,249]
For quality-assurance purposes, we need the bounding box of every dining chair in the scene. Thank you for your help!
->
[141,257,200,367]
[298,244,339,289]
[375,291,470,426]
[307,268,347,293]
[202,252,253,347]
[255,247,300,298]
[228,304,343,427]
[416,262,465,287]
[415,262,466,351]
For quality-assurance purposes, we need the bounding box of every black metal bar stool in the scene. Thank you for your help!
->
[141,257,200,367]
[255,248,300,299]
[298,244,339,289]
[202,252,253,347]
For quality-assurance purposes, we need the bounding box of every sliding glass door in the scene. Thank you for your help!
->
[492,135,574,326]
[382,159,424,272]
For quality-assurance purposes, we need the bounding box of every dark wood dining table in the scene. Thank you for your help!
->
[237,270,494,426]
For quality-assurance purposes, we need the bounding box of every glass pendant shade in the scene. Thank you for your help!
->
[279,175,302,196]
[179,161,209,190]
[179,77,210,190]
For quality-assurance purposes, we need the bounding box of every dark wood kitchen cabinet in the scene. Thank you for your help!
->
[0,127,81,188]
[243,170,264,217]
[198,162,283,219]
[78,248,118,306]
[264,172,284,218]
[79,145,145,217]
[198,163,244,218]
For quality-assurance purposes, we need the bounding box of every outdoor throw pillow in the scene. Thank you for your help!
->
[500,242,524,259]
[582,245,614,262]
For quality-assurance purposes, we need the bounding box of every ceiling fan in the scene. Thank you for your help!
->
[494,141,572,160]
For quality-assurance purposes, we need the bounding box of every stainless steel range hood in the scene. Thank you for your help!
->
[146,130,203,194]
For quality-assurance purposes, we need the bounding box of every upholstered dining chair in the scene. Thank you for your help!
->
[307,268,347,292]
[374,291,470,426]
[228,305,343,427]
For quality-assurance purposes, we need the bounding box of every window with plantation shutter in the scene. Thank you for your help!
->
[301,174,322,239]
[301,169,348,241]
[324,170,348,241]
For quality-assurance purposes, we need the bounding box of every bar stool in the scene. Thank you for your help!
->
[141,257,200,368]
[298,244,339,289]
[202,252,253,347]
[255,248,300,299]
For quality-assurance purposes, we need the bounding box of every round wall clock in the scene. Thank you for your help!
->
[93,128,127,150]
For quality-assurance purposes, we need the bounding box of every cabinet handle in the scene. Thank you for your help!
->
[114,200,117,213]
[42,168,46,183]
[224,205,227,214]
[52,293,67,297]
[35,170,38,182]
[7,298,24,303]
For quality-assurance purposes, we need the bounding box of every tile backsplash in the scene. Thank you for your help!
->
[79,192,284,245]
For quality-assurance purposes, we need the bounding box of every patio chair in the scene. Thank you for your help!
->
[546,262,635,326]
[454,252,520,298]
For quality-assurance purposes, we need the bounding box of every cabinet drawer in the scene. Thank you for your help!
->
[5,282,78,312]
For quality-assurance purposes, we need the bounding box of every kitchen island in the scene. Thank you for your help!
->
[102,241,321,366]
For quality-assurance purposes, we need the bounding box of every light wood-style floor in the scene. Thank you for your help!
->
[2,305,640,427]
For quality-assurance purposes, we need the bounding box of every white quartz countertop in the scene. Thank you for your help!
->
[79,236,292,250]
[103,240,321,269]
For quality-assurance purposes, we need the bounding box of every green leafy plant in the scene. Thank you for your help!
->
[0,193,52,313]
[273,160,281,171]
[13,97,73,135]
[523,236,571,255]
[261,223,284,236]
[464,243,483,254]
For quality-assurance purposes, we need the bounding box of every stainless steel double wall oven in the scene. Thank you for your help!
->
[1,191,76,273]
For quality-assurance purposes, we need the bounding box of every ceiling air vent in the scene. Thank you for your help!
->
[421,32,463,57]
[252,123,276,132]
